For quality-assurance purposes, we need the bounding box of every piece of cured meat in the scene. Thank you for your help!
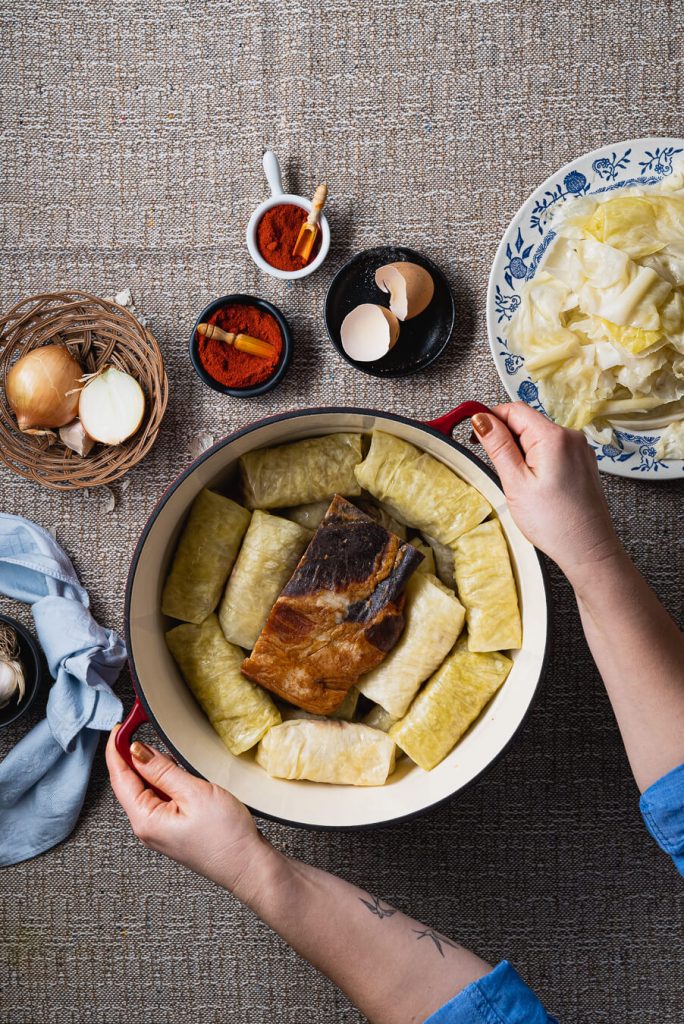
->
[241,495,423,714]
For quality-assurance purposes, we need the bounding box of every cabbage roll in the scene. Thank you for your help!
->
[166,614,280,755]
[257,719,396,786]
[452,519,522,652]
[240,433,364,509]
[362,704,398,733]
[218,511,312,649]
[355,499,408,539]
[423,535,457,589]
[161,489,251,624]
[284,500,333,530]
[354,432,491,546]
[280,687,360,722]
[358,572,465,718]
[389,640,512,770]
[409,537,436,575]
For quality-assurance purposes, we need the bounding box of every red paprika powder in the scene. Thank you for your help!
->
[197,303,283,389]
[257,203,321,271]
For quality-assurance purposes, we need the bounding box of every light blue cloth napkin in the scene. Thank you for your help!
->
[0,513,126,867]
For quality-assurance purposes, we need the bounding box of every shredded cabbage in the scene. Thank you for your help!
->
[655,420,684,460]
[505,162,684,457]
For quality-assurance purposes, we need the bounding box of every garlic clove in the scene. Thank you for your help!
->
[78,367,145,445]
[59,419,95,457]
[0,659,25,709]
[340,304,401,362]
[374,262,435,321]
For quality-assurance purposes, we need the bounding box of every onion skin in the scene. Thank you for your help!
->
[6,345,82,430]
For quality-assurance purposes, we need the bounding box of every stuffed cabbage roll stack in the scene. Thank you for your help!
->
[284,500,334,530]
[219,511,312,649]
[257,719,396,786]
[354,432,491,547]
[390,640,512,770]
[452,519,522,652]
[423,535,457,589]
[240,433,364,509]
[161,489,251,624]
[408,537,436,575]
[279,687,360,722]
[358,572,466,718]
[166,614,280,755]
[355,499,408,539]
[362,704,398,733]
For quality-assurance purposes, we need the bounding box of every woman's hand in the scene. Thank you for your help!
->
[471,403,623,581]
[106,727,272,899]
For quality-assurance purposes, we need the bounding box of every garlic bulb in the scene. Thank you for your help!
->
[0,624,26,709]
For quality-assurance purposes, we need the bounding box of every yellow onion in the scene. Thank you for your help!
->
[79,366,145,445]
[6,345,82,430]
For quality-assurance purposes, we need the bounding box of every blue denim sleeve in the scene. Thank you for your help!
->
[639,761,684,876]
[423,961,559,1024]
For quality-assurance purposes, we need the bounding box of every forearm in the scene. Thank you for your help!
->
[568,546,684,791]
[236,841,490,1024]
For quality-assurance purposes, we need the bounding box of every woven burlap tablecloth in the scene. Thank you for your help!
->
[1,2,683,1022]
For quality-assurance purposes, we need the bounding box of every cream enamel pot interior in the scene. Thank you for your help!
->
[118,404,550,829]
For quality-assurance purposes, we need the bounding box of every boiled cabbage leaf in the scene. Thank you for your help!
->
[166,614,280,755]
[389,640,512,771]
[358,572,466,718]
[257,720,396,786]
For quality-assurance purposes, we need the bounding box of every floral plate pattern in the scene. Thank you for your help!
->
[486,138,684,480]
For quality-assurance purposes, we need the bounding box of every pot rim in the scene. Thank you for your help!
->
[124,406,552,830]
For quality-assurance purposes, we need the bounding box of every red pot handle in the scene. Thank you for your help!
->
[426,401,492,437]
[115,695,171,802]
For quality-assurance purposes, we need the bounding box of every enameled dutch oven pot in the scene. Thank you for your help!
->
[118,404,550,829]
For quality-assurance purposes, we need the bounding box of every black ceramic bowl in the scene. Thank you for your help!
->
[325,246,455,378]
[0,612,43,728]
[189,293,293,398]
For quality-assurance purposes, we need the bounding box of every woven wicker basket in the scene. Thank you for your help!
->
[0,290,168,490]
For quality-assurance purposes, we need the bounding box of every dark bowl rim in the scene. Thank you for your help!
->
[123,405,552,831]
[188,293,293,398]
[324,246,456,379]
[0,611,43,728]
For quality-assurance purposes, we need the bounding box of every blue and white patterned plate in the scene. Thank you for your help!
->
[486,137,684,480]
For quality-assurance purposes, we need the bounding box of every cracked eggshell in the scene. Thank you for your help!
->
[340,304,401,362]
[375,262,435,320]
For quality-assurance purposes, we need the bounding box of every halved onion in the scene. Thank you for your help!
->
[79,367,145,445]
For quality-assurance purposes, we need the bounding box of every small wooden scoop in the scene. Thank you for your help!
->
[292,183,328,262]
[197,322,275,359]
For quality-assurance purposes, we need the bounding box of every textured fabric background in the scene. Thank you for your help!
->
[1,1,683,1021]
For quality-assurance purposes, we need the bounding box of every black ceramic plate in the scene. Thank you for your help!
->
[325,246,455,378]
[0,612,43,728]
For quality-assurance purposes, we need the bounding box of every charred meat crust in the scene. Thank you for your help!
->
[241,496,423,714]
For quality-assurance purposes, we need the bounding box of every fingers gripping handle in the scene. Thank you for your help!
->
[426,401,492,437]
[115,696,171,802]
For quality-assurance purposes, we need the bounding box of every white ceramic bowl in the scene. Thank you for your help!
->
[245,151,330,281]
[487,137,684,481]
[121,406,549,829]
